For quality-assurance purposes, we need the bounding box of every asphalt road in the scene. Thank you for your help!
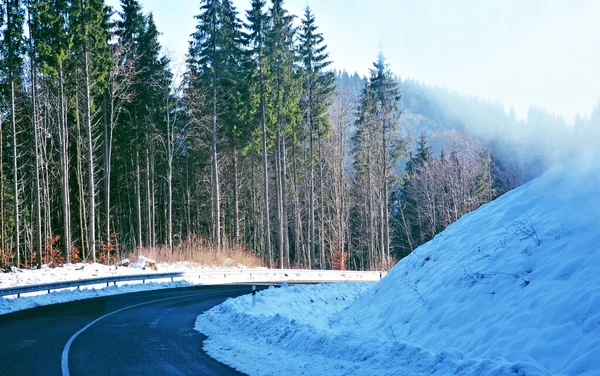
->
[0,284,262,376]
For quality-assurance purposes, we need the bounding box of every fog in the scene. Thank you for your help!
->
[335,71,599,183]
[399,78,600,181]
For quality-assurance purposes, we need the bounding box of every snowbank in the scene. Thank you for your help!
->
[195,155,600,375]
[0,280,194,315]
[0,256,238,290]
[0,257,253,315]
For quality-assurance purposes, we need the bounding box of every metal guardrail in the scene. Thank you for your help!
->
[0,269,384,298]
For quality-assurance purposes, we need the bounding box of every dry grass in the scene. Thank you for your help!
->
[127,236,265,268]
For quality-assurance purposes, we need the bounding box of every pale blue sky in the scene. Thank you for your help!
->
[106,0,600,124]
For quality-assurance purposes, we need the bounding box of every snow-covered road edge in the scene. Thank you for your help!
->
[195,283,552,376]
[0,279,196,315]
[1,262,382,315]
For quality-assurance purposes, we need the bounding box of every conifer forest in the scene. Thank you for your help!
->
[0,0,520,271]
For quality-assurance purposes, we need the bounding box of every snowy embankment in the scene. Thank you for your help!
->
[1,256,381,315]
[196,155,600,376]
[0,256,217,314]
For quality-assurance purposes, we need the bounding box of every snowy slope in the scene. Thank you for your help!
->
[196,154,600,376]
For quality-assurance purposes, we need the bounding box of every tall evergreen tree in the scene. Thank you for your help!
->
[2,0,26,266]
[29,0,73,261]
[71,0,111,262]
[115,0,147,250]
[369,52,401,264]
[190,0,241,247]
[298,6,335,268]
[246,0,272,266]
[266,0,300,268]
[220,0,248,246]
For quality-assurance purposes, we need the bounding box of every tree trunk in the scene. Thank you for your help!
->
[319,138,325,269]
[211,72,221,247]
[28,12,43,268]
[259,56,271,268]
[382,117,390,266]
[167,99,174,253]
[276,121,283,269]
[11,79,20,267]
[233,145,240,245]
[151,148,156,247]
[75,88,88,259]
[60,65,71,262]
[281,135,290,268]
[309,118,315,269]
[367,146,374,270]
[145,141,152,248]
[0,113,4,258]
[135,146,142,248]
[80,1,96,262]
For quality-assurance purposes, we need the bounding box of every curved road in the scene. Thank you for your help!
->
[0,284,262,376]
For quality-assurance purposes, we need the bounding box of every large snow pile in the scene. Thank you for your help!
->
[196,155,600,376]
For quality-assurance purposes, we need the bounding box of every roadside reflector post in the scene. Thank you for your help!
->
[252,285,256,306]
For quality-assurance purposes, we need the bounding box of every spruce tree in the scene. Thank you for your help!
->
[298,6,335,268]
[266,0,301,268]
[351,78,377,268]
[220,0,248,246]
[245,0,272,266]
[29,0,73,261]
[71,0,111,262]
[368,53,400,264]
[114,0,147,249]
[1,0,26,266]
[189,0,228,247]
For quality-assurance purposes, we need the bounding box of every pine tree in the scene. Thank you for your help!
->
[368,52,400,265]
[29,0,73,262]
[352,78,378,268]
[246,0,272,266]
[189,0,237,247]
[115,0,147,250]
[220,0,248,246]
[2,0,26,266]
[298,6,335,268]
[71,0,111,262]
[138,14,171,252]
[266,0,297,268]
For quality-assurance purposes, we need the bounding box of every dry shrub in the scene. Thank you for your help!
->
[69,247,81,263]
[0,247,14,269]
[44,235,64,268]
[127,236,264,268]
[98,233,119,265]
[374,255,399,271]
[331,246,348,270]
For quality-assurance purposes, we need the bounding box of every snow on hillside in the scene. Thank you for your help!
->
[195,155,600,376]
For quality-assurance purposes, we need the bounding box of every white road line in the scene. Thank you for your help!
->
[61,288,248,376]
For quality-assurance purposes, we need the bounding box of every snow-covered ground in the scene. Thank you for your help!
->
[195,154,600,376]
[1,256,381,315]
[0,256,243,315]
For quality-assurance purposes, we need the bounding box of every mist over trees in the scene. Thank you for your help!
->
[1,0,594,270]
